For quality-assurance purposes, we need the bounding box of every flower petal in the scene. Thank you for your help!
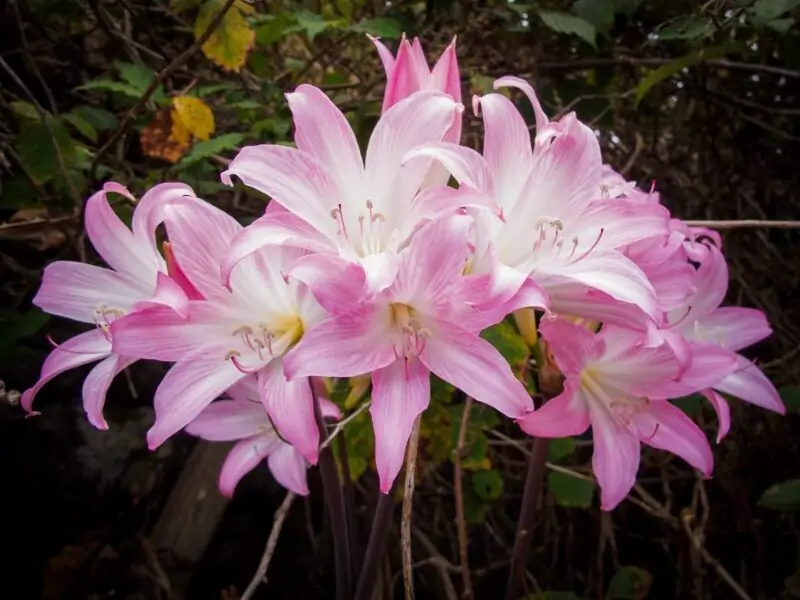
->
[421,319,534,418]
[696,307,772,352]
[381,37,419,112]
[714,356,785,414]
[259,363,320,465]
[85,186,158,283]
[147,343,249,449]
[82,354,136,430]
[701,389,731,443]
[539,316,603,377]
[493,75,549,134]
[633,400,713,477]
[34,261,151,323]
[21,329,110,413]
[220,209,335,288]
[517,380,591,437]
[282,305,397,380]
[131,182,197,258]
[371,357,431,493]
[286,84,364,203]
[403,142,493,193]
[268,443,310,495]
[185,399,269,441]
[222,145,341,244]
[288,252,367,314]
[133,271,189,318]
[219,435,281,497]
[430,38,461,103]
[589,401,641,511]
[659,342,738,398]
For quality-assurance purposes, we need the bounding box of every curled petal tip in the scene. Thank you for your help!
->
[220,170,234,187]
[471,94,482,116]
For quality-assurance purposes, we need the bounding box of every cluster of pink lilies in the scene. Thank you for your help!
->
[23,36,784,511]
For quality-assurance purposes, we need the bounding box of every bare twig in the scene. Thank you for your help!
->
[89,0,238,181]
[12,1,57,112]
[411,527,459,600]
[683,219,800,229]
[402,416,422,600]
[453,397,474,599]
[241,491,296,600]
[320,400,372,451]
[621,132,645,176]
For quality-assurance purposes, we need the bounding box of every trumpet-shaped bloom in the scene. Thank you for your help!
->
[219,85,494,305]
[406,77,669,327]
[283,214,536,493]
[111,197,327,463]
[518,317,736,510]
[185,376,341,496]
[22,182,195,429]
[662,244,784,441]
[371,34,461,187]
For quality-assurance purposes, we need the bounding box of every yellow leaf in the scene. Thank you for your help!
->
[140,108,191,164]
[172,96,215,140]
[195,0,256,72]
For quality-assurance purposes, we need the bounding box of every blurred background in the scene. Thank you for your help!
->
[1,0,799,598]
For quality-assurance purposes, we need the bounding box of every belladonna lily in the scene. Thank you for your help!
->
[110,197,327,463]
[518,316,737,510]
[22,182,196,429]
[219,85,498,307]
[370,34,462,187]
[185,376,341,496]
[282,214,538,493]
[661,244,785,442]
[405,77,671,328]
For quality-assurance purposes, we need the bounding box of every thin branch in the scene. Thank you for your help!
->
[453,397,474,600]
[402,416,422,600]
[89,0,238,181]
[12,0,57,113]
[353,489,396,600]
[240,491,296,600]
[683,219,800,229]
[320,400,372,451]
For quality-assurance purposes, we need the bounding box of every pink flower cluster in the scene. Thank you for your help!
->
[23,37,784,509]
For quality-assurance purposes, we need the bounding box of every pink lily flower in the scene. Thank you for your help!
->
[405,76,670,328]
[185,376,341,496]
[519,316,732,510]
[110,197,328,463]
[282,214,536,493]
[219,85,494,308]
[663,244,785,442]
[370,34,461,187]
[22,182,196,429]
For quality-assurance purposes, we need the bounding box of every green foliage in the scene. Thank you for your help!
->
[14,118,79,185]
[654,16,713,41]
[547,437,577,462]
[10,101,41,122]
[472,469,503,500]
[348,17,402,38]
[0,309,51,357]
[780,386,800,411]
[179,133,247,166]
[480,320,529,368]
[548,471,595,508]
[537,10,597,48]
[607,566,652,599]
[758,479,800,511]
[672,393,705,418]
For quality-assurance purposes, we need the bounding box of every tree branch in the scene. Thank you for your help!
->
[453,397,474,599]
[402,416,422,600]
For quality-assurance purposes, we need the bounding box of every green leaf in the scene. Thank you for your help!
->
[114,61,155,92]
[255,13,295,44]
[171,0,203,12]
[672,393,705,418]
[607,566,652,599]
[195,82,238,97]
[758,479,800,511]
[290,9,342,41]
[548,437,576,463]
[179,132,246,167]
[10,101,42,122]
[537,10,597,48]
[62,112,98,143]
[572,0,615,35]
[749,0,800,21]
[348,17,403,38]
[472,469,504,500]
[653,16,712,41]
[77,79,143,98]
[463,486,489,523]
[480,321,529,367]
[462,433,491,471]
[780,386,800,411]
[548,471,595,508]
[72,106,118,131]
[0,177,41,209]
[14,118,78,185]
[0,309,51,351]
[634,45,738,108]
[764,17,795,32]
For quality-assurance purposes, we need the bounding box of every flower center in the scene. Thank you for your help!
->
[225,314,304,373]
[93,303,127,340]
[331,199,388,257]
[530,216,604,266]
[389,303,431,358]
[580,367,649,431]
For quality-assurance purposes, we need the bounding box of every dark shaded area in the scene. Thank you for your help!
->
[1,1,800,599]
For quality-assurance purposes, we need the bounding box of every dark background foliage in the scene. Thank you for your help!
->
[1,0,800,598]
